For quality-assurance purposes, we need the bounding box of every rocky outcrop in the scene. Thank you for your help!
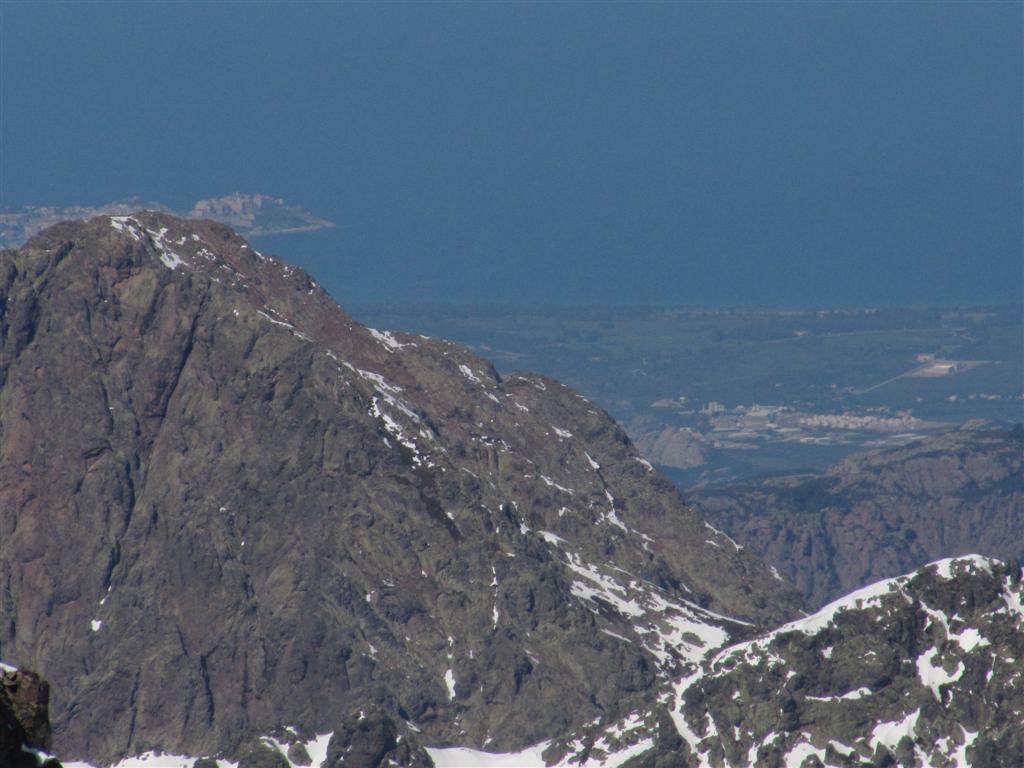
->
[688,425,1024,608]
[1,665,60,768]
[630,426,706,471]
[320,707,432,768]
[0,213,800,766]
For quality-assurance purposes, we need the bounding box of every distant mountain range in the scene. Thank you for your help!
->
[689,424,1024,609]
[1,213,1020,768]
[0,193,334,248]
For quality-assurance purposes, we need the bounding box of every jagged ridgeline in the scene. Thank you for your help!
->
[0,213,800,766]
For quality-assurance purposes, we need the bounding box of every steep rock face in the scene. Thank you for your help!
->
[1,664,60,768]
[0,213,800,766]
[688,425,1024,608]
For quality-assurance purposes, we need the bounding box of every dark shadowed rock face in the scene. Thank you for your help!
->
[320,706,432,768]
[0,213,801,766]
[1,665,60,768]
[688,425,1024,609]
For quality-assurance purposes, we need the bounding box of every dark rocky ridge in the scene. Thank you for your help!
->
[0,213,800,766]
[688,425,1024,609]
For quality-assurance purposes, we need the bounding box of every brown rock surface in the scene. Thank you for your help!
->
[0,213,801,765]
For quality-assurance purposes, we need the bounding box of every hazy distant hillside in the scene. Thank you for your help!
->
[688,424,1024,608]
[0,194,333,248]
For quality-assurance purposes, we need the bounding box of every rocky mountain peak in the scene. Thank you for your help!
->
[103,211,349,334]
[1,213,801,765]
